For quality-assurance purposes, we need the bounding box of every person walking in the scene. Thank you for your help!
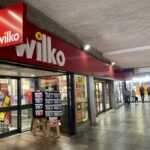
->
[131,89,136,102]
[147,86,150,101]
[124,88,130,105]
[139,85,145,102]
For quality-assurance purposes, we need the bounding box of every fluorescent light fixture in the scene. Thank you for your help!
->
[132,76,150,82]
[31,74,35,77]
[103,45,150,56]
[111,62,116,66]
[84,44,91,51]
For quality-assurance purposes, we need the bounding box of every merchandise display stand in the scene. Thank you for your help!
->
[46,120,60,138]
[31,118,46,136]
[32,91,62,137]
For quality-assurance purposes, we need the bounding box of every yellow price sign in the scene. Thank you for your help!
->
[75,76,85,84]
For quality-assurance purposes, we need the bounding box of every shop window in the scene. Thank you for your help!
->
[39,75,69,132]
[114,81,124,104]
[104,83,110,110]
[0,110,17,134]
[21,78,35,105]
[74,75,89,125]
[0,79,17,107]
[95,81,104,113]
[21,109,32,131]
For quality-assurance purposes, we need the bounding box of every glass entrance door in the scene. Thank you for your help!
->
[21,78,35,131]
[104,82,111,110]
[0,78,18,135]
[95,81,104,114]
[39,75,69,133]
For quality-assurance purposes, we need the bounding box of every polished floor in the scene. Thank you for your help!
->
[1,103,150,150]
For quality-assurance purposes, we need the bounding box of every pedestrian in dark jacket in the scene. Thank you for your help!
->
[147,86,150,101]
[124,88,130,105]
[140,85,145,102]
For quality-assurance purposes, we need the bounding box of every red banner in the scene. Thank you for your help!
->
[0,3,132,80]
[0,3,25,47]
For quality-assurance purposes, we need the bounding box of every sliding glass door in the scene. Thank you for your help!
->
[95,81,104,114]
[0,78,18,135]
[21,78,35,131]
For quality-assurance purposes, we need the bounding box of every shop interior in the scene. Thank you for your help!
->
[94,80,111,115]
[0,64,68,136]
[126,74,150,102]
[74,75,89,126]
[114,81,124,104]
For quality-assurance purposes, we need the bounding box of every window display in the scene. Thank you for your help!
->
[114,81,124,104]
[0,79,17,107]
[21,78,35,105]
[39,75,68,132]
[94,81,104,114]
[74,75,88,125]
[0,110,17,134]
[21,109,32,131]
[104,82,110,110]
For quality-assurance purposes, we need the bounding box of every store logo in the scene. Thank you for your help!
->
[15,32,66,67]
[0,31,20,44]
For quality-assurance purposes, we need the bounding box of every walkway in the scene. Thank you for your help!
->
[1,103,150,150]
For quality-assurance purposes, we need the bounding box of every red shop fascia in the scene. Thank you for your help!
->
[0,3,132,80]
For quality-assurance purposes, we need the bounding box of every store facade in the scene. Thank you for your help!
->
[0,3,130,137]
[114,80,125,107]
[94,79,112,115]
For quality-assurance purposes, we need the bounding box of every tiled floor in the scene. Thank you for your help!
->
[1,103,150,150]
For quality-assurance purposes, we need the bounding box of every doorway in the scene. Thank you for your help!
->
[94,81,104,114]
[103,82,111,110]
[0,64,70,137]
[0,78,18,136]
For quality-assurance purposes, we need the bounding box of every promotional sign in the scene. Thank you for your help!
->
[45,92,62,117]
[32,92,62,118]
[0,3,25,47]
[32,92,45,118]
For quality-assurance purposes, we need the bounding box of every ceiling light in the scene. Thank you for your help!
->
[103,45,150,56]
[31,74,35,77]
[111,62,116,66]
[84,44,91,51]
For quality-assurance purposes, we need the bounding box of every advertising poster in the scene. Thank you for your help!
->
[45,92,62,117]
[75,76,86,99]
[32,92,44,118]
[32,92,62,118]
[75,75,88,123]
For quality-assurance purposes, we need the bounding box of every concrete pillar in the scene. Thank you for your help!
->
[110,81,116,108]
[88,76,96,125]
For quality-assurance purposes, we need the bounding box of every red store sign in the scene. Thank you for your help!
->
[0,3,131,80]
[0,3,25,47]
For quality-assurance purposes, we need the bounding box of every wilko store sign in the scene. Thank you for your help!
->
[0,3,25,47]
[0,4,131,80]
[0,31,20,44]
[16,32,66,67]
